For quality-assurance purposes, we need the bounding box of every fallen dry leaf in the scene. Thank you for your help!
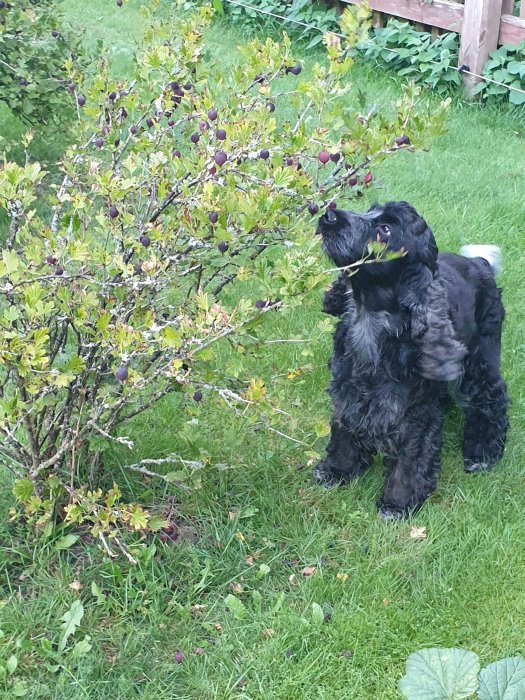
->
[300,566,317,577]
[228,510,239,521]
[69,580,83,591]
[244,555,254,566]
[229,581,244,595]
[288,574,299,587]
[336,572,349,583]
[410,526,427,541]
[190,604,206,615]
[235,531,245,542]
[214,623,223,632]
[383,598,390,606]
[261,628,274,639]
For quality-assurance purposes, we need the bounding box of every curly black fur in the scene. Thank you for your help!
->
[315,202,509,519]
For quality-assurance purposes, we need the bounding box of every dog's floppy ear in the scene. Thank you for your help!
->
[410,278,467,381]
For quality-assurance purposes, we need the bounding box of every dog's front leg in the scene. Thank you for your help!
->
[378,408,443,519]
[314,419,374,488]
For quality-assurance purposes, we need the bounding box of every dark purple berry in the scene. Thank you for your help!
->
[120,108,128,119]
[172,149,181,158]
[67,82,76,92]
[363,171,373,185]
[19,77,29,87]
[184,82,193,91]
[318,151,330,164]
[115,366,128,382]
[330,152,341,163]
[348,175,358,187]
[168,119,175,127]
[190,132,200,144]
[218,241,229,253]
[52,30,59,38]
[255,299,266,309]
[140,235,151,248]
[108,91,116,101]
[395,134,410,146]
[216,129,227,141]
[287,64,302,76]
[208,212,218,224]
[77,95,86,107]
[328,201,337,210]
[114,138,121,148]
[54,266,64,276]
[308,203,319,216]
[46,255,57,266]
[109,205,119,219]
[259,149,270,160]
[116,0,123,6]
[130,125,138,135]
[146,117,154,128]
[207,108,218,121]
[285,157,294,166]
[254,74,264,83]
[94,138,104,149]
[208,166,217,176]
[266,101,275,113]
[193,391,203,402]
[199,121,209,132]
[214,151,227,166]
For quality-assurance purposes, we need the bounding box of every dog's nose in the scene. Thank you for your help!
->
[323,208,337,224]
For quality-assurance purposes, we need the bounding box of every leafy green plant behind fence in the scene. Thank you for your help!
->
[474,41,525,105]
[218,0,339,49]
[356,19,461,94]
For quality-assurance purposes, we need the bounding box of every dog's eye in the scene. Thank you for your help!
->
[377,225,391,236]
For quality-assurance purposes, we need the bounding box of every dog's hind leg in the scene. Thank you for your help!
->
[313,419,374,488]
[460,284,509,473]
[378,405,443,519]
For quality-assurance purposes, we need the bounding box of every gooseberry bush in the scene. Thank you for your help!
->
[0,3,449,559]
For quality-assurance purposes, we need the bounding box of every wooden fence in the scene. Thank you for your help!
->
[339,0,525,94]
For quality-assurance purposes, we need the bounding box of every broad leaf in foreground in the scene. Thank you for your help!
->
[478,656,525,700]
[399,648,480,700]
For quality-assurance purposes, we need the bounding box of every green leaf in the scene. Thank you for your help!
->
[478,656,525,700]
[55,534,79,551]
[311,602,324,626]
[58,600,84,652]
[69,636,92,661]
[11,680,28,697]
[509,89,525,105]
[239,506,259,519]
[399,648,480,700]
[91,581,106,605]
[257,563,271,579]
[6,655,18,675]
[224,594,246,620]
[12,479,34,502]
[212,0,224,15]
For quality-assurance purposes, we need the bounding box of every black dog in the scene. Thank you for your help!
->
[315,201,508,519]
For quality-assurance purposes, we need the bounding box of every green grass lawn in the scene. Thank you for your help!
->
[1,2,525,698]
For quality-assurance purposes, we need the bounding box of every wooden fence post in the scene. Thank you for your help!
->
[459,0,504,97]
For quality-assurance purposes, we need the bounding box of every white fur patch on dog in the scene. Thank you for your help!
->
[460,245,502,274]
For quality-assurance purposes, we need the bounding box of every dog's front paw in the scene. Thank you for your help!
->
[464,460,492,474]
[377,502,407,521]
[313,461,346,489]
